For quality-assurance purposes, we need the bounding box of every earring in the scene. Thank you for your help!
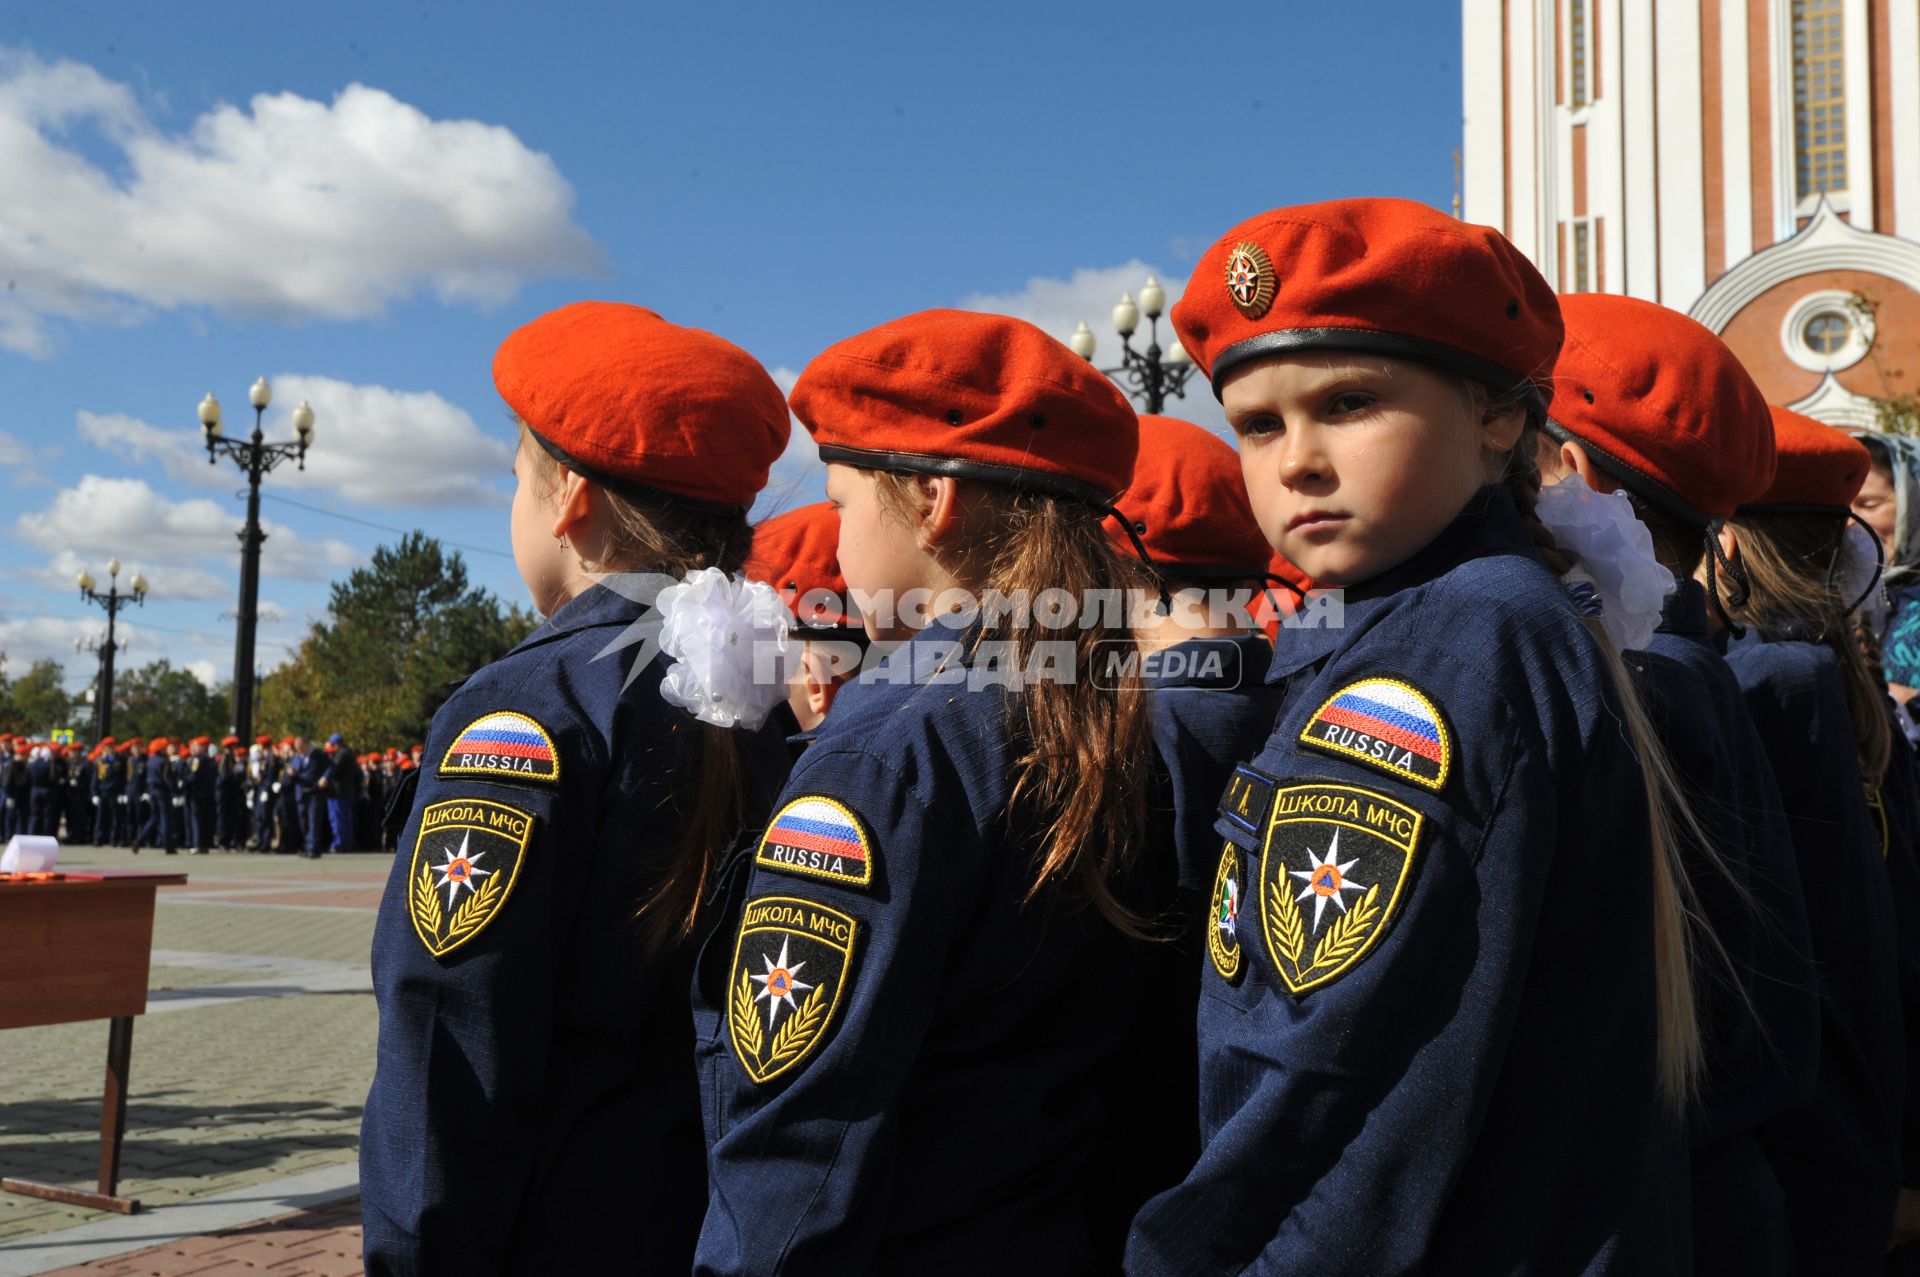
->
[556,534,569,552]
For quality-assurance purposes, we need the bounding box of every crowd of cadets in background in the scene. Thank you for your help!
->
[0,732,420,856]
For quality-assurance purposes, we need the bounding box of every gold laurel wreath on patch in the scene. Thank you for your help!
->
[731,968,765,1057]
[1305,884,1380,974]
[768,985,830,1067]
[447,874,503,940]
[1266,864,1306,966]
[413,860,444,935]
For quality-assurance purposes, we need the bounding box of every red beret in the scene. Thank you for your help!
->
[192,736,211,747]
[254,735,272,745]
[789,309,1139,506]
[148,737,168,750]
[1111,416,1270,577]
[1546,294,1774,523]
[1172,198,1562,408]
[494,301,791,514]
[745,502,858,630]
[1744,406,1872,512]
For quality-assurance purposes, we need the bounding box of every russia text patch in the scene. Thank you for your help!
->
[406,798,534,959]
[1257,782,1423,995]
[1299,677,1451,791]
[440,711,559,785]
[755,795,875,889]
[729,896,857,1084]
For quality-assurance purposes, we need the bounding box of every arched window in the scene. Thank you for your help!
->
[1792,0,1848,199]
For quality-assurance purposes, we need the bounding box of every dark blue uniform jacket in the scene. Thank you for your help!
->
[694,616,1158,1274]
[360,583,792,1276]
[1634,582,1816,1275]
[1126,486,1689,1275]
[1721,622,1904,1270]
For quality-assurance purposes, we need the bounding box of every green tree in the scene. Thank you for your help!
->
[255,533,535,747]
[1846,291,1920,435]
[0,657,82,735]
[111,659,228,741]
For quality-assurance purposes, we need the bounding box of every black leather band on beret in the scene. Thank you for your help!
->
[814,443,1123,509]
[528,427,749,519]
[1734,500,1852,518]
[1539,418,1712,529]
[1207,327,1548,416]
[1153,561,1273,584]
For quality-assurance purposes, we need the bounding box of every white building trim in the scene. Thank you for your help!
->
[1597,0,1627,292]
[1889,0,1919,235]
[1770,0,1800,243]
[1689,198,1920,331]
[1656,0,1706,306]
[1461,0,1506,226]
[1621,0,1660,298]
[1721,0,1755,267]
[1789,371,1885,428]
[1844,0,1874,229]
[1778,288,1876,372]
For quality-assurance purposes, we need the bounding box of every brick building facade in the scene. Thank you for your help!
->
[1461,0,1920,425]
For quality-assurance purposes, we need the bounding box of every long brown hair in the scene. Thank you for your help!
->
[873,471,1158,937]
[520,426,754,956]
[1477,383,1708,1110]
[1714,512,1892,788]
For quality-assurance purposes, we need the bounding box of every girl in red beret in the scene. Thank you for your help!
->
[1710,407,1910,1270]
[361,302,798,1276]
[694,309,1162,1272]
[1125,198,1711,1272]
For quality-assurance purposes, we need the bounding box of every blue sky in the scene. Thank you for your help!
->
[0,0,1462,697]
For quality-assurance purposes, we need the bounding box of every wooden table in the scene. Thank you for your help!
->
[0,871,186,1214]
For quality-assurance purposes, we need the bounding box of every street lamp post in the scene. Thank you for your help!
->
[1071,274,1197,413]
[200,378,315,745]
[76,560,147,740]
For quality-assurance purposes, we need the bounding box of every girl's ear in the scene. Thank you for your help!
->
[1478,401,1528,456]
[549,469,595,542]
[916,475,964,548]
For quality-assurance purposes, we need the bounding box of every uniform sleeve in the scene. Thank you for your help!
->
[1131,636,1590,1274]
[358,702,589,1277]
[695,746,973,1276]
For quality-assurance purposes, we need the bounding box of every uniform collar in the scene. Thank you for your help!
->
[510,581,653,656]
[1656,578,1711,640]
[1264,485,1536,682]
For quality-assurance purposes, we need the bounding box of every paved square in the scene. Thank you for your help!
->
[0,846,392,1272]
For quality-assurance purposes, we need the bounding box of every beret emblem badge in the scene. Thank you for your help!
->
[1224,241,1277,319]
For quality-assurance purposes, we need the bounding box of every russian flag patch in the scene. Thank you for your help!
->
[1300,676,1451,791]
[755,795,876,889]
[440,711,560,785]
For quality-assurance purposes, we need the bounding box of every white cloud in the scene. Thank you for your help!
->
[185,659,217,690]
[0,48,597,356]
[18,548,228,601]
[81,374,514,508]
[960,262,1227,434]
[13,474,359,582]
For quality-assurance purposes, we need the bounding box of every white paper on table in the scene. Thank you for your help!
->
[1,836,61,873]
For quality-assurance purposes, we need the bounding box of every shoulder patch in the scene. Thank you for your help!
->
[728,895,857,1084]
[1299,676,1452,791]
[754,795,876,889]
[406,798,534,958]
[1207,842,1245,983]
[1869,786,1891,859]
[439,711,559,785]
[1219,764,1278,836]
[1256,782,1424,995]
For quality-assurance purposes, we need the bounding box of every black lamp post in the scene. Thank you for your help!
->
[200,378,315,745]
[77,559,146,740]
[1070,274,1197,413]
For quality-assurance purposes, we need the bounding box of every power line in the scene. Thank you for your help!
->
[262,493,517,561]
